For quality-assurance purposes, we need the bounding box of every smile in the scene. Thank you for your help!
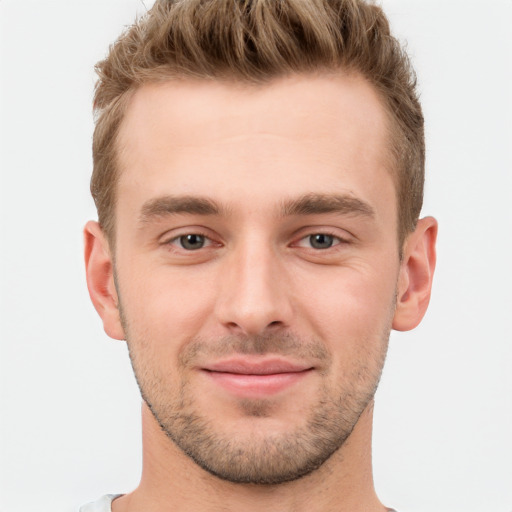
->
[201,358,314,398]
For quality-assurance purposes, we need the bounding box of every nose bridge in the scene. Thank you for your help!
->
[215,232,292,334]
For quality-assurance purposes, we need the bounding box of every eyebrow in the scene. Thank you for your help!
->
[139,195,224,224]
[281,193,375,218]
[138,192,375,224]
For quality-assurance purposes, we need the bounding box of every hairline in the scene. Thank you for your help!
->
[102,70,408,253]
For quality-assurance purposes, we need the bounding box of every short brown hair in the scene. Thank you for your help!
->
[92,0,424,247]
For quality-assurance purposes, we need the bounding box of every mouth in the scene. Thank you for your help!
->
[201,358,314,397]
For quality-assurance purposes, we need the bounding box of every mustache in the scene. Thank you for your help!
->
[179,332,330,367]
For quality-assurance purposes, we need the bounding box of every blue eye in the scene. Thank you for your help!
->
[309,234,335,249]
[178,234,206,250]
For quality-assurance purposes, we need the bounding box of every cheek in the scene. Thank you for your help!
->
[116,261,218,356]
[297,269,394,394]
[293,261,398,353]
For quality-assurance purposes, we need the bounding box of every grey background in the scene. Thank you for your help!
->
[1,1,511,510]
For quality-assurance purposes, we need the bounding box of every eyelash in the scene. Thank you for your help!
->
[165,232,215,251]
[294,232,348,250]
[163,231,349,252]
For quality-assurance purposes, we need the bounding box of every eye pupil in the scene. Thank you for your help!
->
[180,234,205,250]
[310,234,334,249]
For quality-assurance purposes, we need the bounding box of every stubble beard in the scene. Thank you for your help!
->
[123,325,391,486]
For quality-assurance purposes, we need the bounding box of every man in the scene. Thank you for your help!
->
[82,0,437,510]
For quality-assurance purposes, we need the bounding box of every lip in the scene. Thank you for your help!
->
[201,358,314,398]
[204,358,312,375]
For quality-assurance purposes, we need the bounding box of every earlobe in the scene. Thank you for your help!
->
[392,216,438,332]
[84,221,125,340]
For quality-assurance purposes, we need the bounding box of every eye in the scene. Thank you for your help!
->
[174,234,208,250]
[308,233,337,249]
[290,229,353,252]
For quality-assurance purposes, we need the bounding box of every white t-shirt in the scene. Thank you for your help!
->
[80,495,398,512]
[79,494,122,512]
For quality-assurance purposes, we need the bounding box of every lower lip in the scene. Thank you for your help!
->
[204,370,312,398]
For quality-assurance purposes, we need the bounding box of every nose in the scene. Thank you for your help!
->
[214,239,293,336]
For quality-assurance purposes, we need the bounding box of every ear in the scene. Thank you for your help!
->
[392,216,438,331]
[84,221,125,340]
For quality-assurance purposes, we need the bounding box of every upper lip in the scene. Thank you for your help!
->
[203,358,313,375]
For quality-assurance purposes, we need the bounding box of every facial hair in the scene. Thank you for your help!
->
[122,322,390,485]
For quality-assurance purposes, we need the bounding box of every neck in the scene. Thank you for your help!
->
[112,401,388,512]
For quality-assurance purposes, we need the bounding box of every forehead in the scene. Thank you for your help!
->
[116,73,395,224]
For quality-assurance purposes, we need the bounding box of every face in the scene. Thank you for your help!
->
[113,73,401,484]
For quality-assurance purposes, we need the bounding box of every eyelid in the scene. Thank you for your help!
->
[291,228,352,247]
[158,226,352,251]
[159,227,220,248]
[295,234,344,249]
[169,234,213,249]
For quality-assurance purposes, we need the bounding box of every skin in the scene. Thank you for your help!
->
[85,73,437,512]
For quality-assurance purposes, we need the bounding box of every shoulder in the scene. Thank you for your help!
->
[79,494,123,512]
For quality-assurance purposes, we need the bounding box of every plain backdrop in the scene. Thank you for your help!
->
[0,1,511,511]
